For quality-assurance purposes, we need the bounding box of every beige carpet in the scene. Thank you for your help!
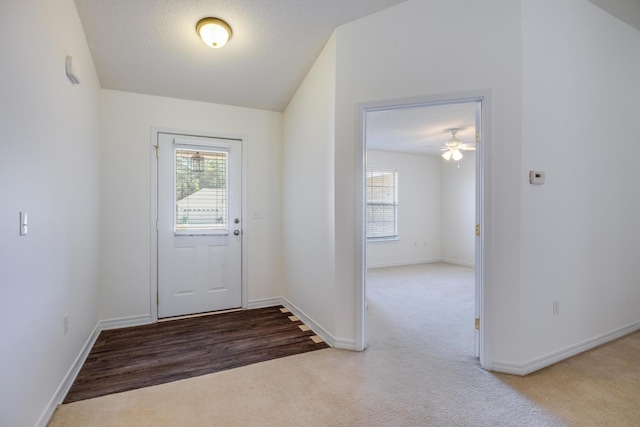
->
[49,263,638,426]
[496,329,640,426]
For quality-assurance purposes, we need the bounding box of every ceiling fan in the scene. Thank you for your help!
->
[440,128,475,161]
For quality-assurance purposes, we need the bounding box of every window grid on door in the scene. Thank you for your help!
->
[366,169,398,240]
[175,149,228,231]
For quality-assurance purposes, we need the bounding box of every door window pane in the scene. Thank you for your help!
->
[175,149,228,231]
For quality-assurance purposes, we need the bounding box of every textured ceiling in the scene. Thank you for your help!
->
[74,0,408,112]
[366,102,478,157]
[74,0,638,148]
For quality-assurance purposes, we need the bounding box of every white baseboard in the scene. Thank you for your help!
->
[100,314,152,330]
[252,297,356,349]
[247,297,284,309]
[492,321,640,376]
[38,314,152,426]
[280,297,346,349]
[367,258,475,269]
[440,258,475,268]
[366,258,441,269]
[333,338,357,350]
[38,303,344,426]
[36,322,102,427]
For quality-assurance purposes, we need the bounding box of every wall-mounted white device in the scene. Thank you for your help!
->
[20,211,28,235]
[529,170,545,185]
[65,55,80,85]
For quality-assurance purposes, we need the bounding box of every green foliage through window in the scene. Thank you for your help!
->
[175,149,228,230]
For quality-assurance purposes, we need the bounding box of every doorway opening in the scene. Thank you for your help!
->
[355,91,491,368]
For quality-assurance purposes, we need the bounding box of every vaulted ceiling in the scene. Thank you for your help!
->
[588,0,640,33]
[74,0,639,155]
[74,0,408,112]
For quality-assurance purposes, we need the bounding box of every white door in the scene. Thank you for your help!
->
[157,132,242,318]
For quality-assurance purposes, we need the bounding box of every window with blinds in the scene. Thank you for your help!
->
[175,149,228,232]
[366,169,398,240]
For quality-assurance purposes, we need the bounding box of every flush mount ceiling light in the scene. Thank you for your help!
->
[440,128,475,162]
[196,17,232,48]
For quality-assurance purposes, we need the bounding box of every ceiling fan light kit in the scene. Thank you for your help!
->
[196,17,232,48]
[440,128,475,163]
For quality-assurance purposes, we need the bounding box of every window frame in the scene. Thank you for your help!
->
[366,169,398,241]
[173,146,230,236]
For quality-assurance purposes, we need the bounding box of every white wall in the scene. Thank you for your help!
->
[516,0,640,367]
[321,0,639,368]
[0,0,102,425]
[366,151,442,268]
[366,150,476,268]
[332,0,523,348]
[99,90,283,321]
[440,152,476,266]
[282,35,337,337]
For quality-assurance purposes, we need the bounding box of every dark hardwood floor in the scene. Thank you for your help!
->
[64,306,328,403]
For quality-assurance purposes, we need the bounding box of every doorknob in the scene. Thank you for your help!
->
[234,230,240,236]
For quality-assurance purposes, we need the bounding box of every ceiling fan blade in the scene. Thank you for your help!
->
[459,144,476,151]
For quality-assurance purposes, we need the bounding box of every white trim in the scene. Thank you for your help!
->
[247,297,347,349]
[332,339,357,351]
[150,127,249,321]
[492,321,640,376]
[174,136,233,149]
[476,92,493,369]
[150,128,159,322]
[366,258,441,269]
[366,259,475,269]
[247,297,284,309]
[440,259,476,268]
[36,323,101,427]
[100,314,153,331]
[240,136,249,309]
[355,102,367,352]
[281,297,339,349]
[356,90,493,366]
[37,299,343,426]
[366,237,399,243]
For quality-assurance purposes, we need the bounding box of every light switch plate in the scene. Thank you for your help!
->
[20,211,28,235]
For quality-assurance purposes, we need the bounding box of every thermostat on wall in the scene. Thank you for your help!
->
[529,170,545,185]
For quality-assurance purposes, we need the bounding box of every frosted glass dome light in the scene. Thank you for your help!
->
[196,18,232,48]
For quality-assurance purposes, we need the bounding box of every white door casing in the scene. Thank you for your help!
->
[356,90,490,369]
[156,132,242,318]
[474,100,483,358]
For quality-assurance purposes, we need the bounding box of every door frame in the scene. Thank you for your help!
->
[355,90,493,370]
[150,127,249,322]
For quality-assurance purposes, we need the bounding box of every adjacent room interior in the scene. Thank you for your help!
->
[364,101,479,357]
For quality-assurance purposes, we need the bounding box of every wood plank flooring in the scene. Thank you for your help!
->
[63,306,328,403]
